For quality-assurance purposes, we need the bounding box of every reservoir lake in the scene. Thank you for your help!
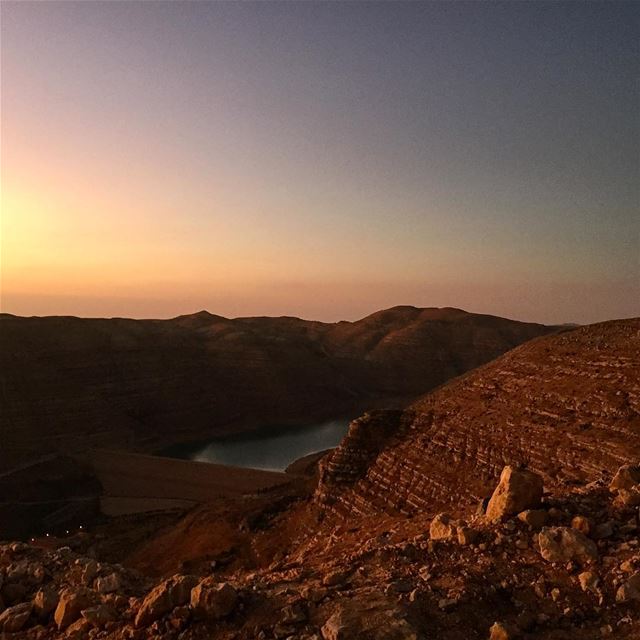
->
[161,419,351,472]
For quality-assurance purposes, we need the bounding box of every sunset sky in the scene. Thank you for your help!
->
[1,1,638,324]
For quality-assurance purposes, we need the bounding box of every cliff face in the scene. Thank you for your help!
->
[0,307,553,471]
[316,318,640,518]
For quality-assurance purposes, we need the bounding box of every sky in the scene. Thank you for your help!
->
[1,1,638,324]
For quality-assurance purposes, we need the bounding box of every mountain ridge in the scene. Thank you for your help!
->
[0,307,556,472]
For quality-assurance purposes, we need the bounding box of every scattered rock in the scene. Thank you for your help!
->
[321,603,417,640]
[489,621,515,640]
[609,464,640,492]
[322,568,351,587]
[0,602,32,633]
[64,617,92,639]
[517,509,548,528]
[33,586,59,619]
[54,588,92,630]
[81,604,118,628]
[620,560,635,573]
[281,602,307,623]
[81,560,99,585]
[615,572,640,602]
[538,527,598,565]
[610,465,640,506]
[578,570,599,593]
[190,579,237,620]
[94,572,122,594]
[134,574,197,628]
[457,525,479,546]
[571,515,593,536]
[430,513,457,540]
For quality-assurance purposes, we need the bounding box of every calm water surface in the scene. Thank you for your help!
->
[162,419,351,472]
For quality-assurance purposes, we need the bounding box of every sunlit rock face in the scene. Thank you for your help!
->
[315,318,640,519]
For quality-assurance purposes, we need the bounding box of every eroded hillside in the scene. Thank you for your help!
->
[0,307,553,471]
[317,319,640,518]
[0,318,638,639]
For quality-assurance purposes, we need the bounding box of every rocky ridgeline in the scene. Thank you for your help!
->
[315,320,640,519]
[1,463,640,639]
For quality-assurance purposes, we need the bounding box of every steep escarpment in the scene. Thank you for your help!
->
[317,319,640,518]
[0,307,553,471]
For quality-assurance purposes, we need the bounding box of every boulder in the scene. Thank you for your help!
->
[517,509,548,529]
[570,515,592,536]
[134,574,197,627]
[429,513,457,541]
[489,621,514,640]
[54,588,92,630]
[578,571,599,593]
[94,572,121,594]
[538,527,598,565]
[615,572,640,602]
[80,560,99,585]
[610,464,640,491]
[457,526,479,546]
[0,602,32,632]
[321,603,418,640]
[81,604,118,628]
[190,579,237,620]
[33,586,59,618]
[281,602,307,623]
[609,464,640,506]
[64,617,92,639]
[486,466,543,521]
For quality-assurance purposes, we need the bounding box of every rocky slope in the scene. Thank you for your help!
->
[316,318,640,517]
[0,318,637,639]
[1,462,639,639]
[0,307,553,471]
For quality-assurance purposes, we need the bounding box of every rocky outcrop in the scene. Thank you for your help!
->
[315,410,407,509]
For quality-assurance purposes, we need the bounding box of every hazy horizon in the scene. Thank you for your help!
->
[0,300,634,327]
[2,1,638,325]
